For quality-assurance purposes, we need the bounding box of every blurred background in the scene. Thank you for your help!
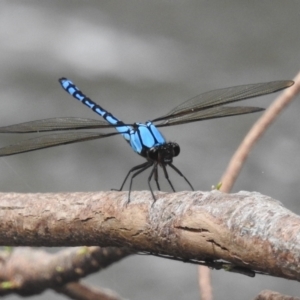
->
[1,1,300,299]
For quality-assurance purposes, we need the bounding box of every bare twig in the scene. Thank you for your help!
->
[198,266,212,300]
[57,282,123,300]
[198,72,300,300]
[221,73,300,192]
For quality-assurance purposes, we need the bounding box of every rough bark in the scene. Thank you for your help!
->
[254,290,300,300]
[0,190,299,281]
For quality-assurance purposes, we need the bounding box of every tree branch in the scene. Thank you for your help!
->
[0,246,132,296]
[254,290,300,300]
[0,190,300,281]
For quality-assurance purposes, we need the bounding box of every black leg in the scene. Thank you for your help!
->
[148,162,158,202]
[161,164,175,192]
[168,163,194,191]
[154,164,160,191]
[113,161,150,192]
[127,161,153,203]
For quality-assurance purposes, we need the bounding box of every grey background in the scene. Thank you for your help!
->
[1,1,300,299]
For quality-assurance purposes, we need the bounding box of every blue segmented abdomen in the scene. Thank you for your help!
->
[59,78,166,155]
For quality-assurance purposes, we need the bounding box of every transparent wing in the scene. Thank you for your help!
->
[0,131,120,156]
[0,117,118,133]
[153,80,293,122]
[157,106,264,127]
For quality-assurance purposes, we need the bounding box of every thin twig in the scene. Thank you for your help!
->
[220,72,300,192]
[198,72,300,300]
[57,282,123,300]
[198,266,212,300]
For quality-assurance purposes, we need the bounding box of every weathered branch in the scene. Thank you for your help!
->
[0,246,132,296]
[254,290,300,300]
[0,190,299,281]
